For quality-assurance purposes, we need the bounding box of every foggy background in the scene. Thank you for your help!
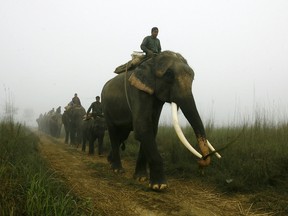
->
[1,0,288,127]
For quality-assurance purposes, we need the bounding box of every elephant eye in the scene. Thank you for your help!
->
[164,69,174,82]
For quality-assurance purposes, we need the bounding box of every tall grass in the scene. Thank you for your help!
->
[0,121,96,216]
[118,116,288,192]
[138,116,287,192]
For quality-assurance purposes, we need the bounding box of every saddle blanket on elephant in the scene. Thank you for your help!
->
[114,51,148,74]
[65,104,84,111]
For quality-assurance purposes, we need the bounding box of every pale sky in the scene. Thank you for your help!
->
[1,0,288,126]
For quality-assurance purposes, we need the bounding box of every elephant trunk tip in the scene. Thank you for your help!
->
[197,156,211,168]
[197,137,211,167]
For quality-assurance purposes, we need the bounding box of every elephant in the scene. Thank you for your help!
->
[62,110,71,144]
[101,50,221,191]
[48,106,62,138]
[64,105,86,146]
[36,113,45,132]
[82,115,107,155]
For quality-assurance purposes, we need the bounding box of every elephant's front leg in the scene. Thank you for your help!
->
[97,134,104,156]
[135,128,167,190]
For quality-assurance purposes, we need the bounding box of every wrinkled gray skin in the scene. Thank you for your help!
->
[82,116,107,155]
[65,106,86,146]
[101,51,210,190]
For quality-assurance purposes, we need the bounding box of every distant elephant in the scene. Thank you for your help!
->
[49,106,62,138]
[65,105,86,146]
[49,113,62,138]
[82,115,107,155]
[62,110,71,144]
[101,51,220,191]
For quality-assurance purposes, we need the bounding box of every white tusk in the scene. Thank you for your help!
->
[207,140,222,159]
[171,102,202,159]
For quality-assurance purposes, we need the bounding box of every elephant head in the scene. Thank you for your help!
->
[102,50,220,191]
[128,51,221,166]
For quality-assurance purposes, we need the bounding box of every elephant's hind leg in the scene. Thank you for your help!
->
[134,144,149,182]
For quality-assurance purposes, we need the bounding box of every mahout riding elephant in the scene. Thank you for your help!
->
[62,110,71,144]
[82,115,107,155]
[65,105,86,146]
[101,50,221,191]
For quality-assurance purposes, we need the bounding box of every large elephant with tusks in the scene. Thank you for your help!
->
[101,51,221,191]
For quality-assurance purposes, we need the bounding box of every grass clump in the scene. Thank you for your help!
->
[0,121,96,216]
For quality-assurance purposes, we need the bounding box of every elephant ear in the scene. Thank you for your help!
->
[128,62,155,95]
[154,51,188,77]
[154,54,174,78]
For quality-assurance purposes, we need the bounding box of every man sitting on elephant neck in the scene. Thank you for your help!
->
[114,27,161,74]
[87,96,103,119]
[72,93,81,106]
[140,27,162,57]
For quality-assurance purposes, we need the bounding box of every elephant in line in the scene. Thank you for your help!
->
[82,115,107,155]
[101,50,220,191]
[49,108,62,138]
[62,110,71,144]
[36,107,62,138]
[64,105,86,146]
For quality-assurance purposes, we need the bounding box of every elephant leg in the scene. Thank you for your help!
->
[134,144,148,182]
[107,127,130,172]
[70,129,75,145]
[65,129,70,144]
[88,137,95,155]
[134,126,166,189]
[145,141,166,188]
[82,136,86,152]
[97,134,104,156]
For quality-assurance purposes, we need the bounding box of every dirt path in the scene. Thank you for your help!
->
[38,133,267,216]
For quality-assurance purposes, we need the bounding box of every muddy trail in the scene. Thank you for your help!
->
[38,133,267,216]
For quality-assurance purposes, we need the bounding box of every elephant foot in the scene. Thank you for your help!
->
[110,162,125,174]
[112,168,125,174]
[149,183,168,191]
[149,176,168,191]
[136,176,148,182]
[133,172,149,182]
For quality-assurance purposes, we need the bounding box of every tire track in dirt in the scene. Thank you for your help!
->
[38,133,265,216]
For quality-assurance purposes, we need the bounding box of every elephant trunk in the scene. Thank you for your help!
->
[173,96,212,167]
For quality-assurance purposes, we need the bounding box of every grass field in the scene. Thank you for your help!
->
[119,117,288,214]
[0,121,95,216]
[1,115,288,215]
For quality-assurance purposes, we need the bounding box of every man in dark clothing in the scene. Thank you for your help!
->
[140,27,162,56]
[72,93,81,106]
[114,27,161,74]
[87,96,103,118]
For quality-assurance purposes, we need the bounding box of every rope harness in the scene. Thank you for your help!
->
[124,63,132,112]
